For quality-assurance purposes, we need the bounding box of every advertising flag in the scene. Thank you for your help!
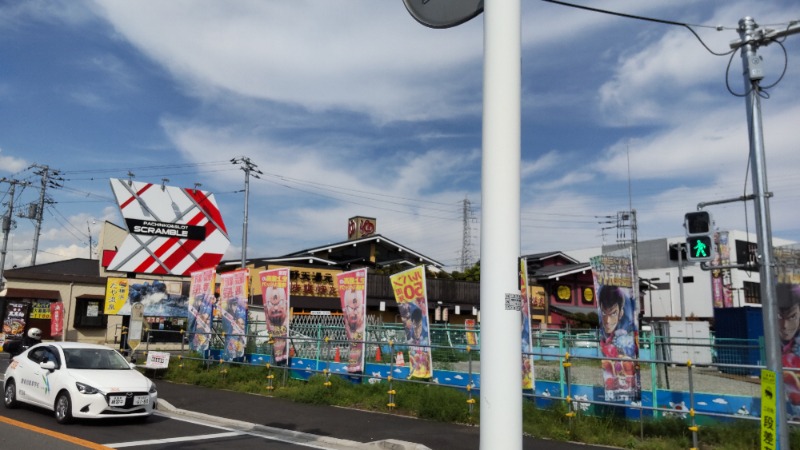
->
[219,269,249,361]
[260,268,291,365]
[590,250,641,402]
[775,245,800,419]
[187,268,216,353]
[50,302,64,337]
[390,265,432,379]
[711,231,734,308]
[520,258,534,390]
[337,268,367,374]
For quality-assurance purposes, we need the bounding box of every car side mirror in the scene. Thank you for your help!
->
[40,361,57,371]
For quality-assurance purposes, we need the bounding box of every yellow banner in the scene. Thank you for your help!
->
[104,277,131,315]
[761,369,777,450]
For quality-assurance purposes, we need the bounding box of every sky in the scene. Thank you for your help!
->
[1,1,799,273]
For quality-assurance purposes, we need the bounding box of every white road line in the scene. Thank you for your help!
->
[105,431,244,448]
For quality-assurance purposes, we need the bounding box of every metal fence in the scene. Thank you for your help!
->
[131,319,787,447]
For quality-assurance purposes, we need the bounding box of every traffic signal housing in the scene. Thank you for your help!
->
[684,211,714,262]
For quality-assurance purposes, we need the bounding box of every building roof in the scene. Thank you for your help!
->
[3,258,105,284]
[239,234,444,270]
[529,262,591,281]
[522,251,581,265]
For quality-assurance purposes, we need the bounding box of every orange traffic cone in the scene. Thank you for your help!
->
[334,347,341,362]
[375,346,382,362]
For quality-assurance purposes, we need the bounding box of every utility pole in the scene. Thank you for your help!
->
[28,165,62,265]
[231,157,262,269]
[729,17,800,450]
[1,178,30,290]
[459,197,474,271]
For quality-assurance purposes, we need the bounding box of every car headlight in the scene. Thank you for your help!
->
[149,382,157,394]
[76,382,99,395]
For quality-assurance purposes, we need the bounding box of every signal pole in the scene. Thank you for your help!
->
[731,17,800,450]
[28,165,62,265]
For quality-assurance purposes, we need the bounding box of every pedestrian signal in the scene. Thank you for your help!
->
[687,235,714,262]
[684,211,712,236]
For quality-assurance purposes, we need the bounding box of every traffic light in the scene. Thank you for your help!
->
[684,211,714,262]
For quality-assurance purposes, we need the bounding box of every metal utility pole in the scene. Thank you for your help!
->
[459,197,474,271]
[28,165,62,265]
[730,17,800,450]
[1,178,30,290]
[231,157,262,269]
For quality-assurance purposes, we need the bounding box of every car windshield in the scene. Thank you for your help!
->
[63,348,131,370]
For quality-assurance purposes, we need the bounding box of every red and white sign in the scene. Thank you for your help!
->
[105,179,230,276]
[145,351,170,369]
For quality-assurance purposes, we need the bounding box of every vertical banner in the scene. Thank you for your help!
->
[775,245,800,419]
[104,277,131,315]
[711,231,733,308]
[2,302,29,338]
[50,302,64,337]
[520,258,534,390]
[187,268,216,353]
[219,269,249,361]
[590,251,641,402]
[337,268,368,374]
[390,266,432,379]
[260,268,290,365]
[464,319,478,346]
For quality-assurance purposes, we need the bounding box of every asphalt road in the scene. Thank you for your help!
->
[1,352,614,449]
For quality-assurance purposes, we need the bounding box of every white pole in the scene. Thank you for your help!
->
[480,0,522,448]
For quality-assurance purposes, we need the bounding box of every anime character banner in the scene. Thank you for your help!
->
[187,268,216,353]
[775,245,800,419]
[390,265,433,379]
[520,258,534,390]
[337,268,367,374]
[218,269,249,361]
[590,250,641,402]
[104,277,189,317]
[260,268,290,365]
[711,231,734,308]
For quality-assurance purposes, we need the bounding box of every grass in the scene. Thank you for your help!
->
[160,357,800,449]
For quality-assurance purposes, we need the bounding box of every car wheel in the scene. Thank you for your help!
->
[55,392,73,424]
[4,381,19,409]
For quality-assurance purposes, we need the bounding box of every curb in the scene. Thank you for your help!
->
[156,399,431,450]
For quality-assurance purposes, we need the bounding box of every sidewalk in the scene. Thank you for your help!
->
[155,381,615,450]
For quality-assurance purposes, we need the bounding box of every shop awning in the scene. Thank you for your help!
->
[1,288,60,300]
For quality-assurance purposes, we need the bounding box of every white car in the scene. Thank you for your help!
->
[3,342,157,424]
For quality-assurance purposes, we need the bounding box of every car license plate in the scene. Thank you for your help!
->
[109,395,125,406]
[133,395,149,406]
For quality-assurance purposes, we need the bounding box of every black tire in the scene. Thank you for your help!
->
[55,392,73,424]
[3,380,19,409]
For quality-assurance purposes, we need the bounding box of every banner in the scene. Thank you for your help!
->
[2,302,29,339]
[260,267,290,365]
[187,268,216,353]
[50,302,64,337]
[219,269,249,361]
[337,268,367,374]
[775,245,800,419]
[520,258,534,390]
[390,266,432,379]
[30,300,52,319]
[464,319,478,346]
[711,231,733,308]
[590,251,641,402]
[105,277,131,315]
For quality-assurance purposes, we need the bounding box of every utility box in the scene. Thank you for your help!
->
[657,320,713,365]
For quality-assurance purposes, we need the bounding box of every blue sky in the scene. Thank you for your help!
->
[1,1,799,272]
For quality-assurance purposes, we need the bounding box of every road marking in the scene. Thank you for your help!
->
[0,415,113,450]
[105,431,244,448]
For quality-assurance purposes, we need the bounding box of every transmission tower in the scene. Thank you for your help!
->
[459,197,474,271]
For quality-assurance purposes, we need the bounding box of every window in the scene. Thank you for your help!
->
[581,287,594,305]
[73,298,107,328]
[743,281,761,305]
[555,285,572,303]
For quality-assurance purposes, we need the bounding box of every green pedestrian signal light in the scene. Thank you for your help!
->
[684,211,714,262]
[686,235,713,261]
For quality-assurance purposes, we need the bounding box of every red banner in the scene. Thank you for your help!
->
[50,302,64,337]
